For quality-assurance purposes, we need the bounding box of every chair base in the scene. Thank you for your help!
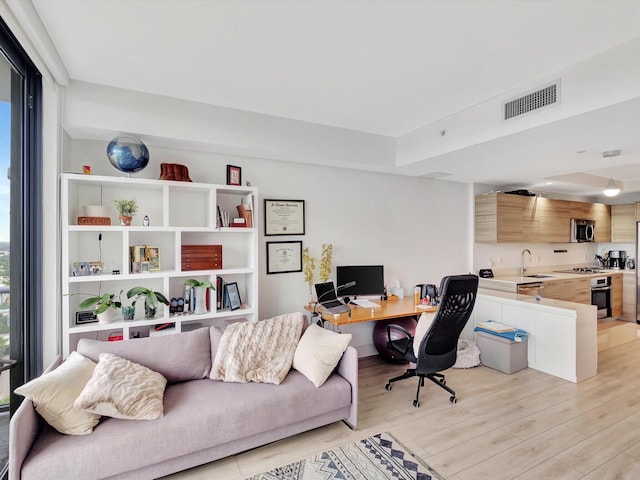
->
[385,369,458,407]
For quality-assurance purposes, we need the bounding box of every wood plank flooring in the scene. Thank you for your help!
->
[164,320,640,480]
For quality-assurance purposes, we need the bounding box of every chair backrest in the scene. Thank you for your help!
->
[416,274,479,375]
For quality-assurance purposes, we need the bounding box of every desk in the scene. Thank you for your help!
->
[305,297,436,361]
[304,297,436,327]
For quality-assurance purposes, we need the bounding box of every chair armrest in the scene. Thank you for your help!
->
[9,355,63,480]
[386,324,414,356]
[336,345,358,429]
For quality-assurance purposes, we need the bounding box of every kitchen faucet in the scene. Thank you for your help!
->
[521,249,531,277]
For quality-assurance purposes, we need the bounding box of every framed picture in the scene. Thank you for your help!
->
[264,199,305,236]
[266,241,302,274]
[146,246,160,271]
[89,261,103,275]
[224,282,242,310]
[72,261,90,276]
[226,165,242,186]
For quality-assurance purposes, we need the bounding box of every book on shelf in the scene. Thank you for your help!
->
[216,277,223,309]
[236,203,253,228]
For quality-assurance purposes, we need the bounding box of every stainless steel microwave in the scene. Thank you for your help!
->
[570,218,595,242]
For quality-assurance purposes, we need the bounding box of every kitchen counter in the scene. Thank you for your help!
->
[463,289,597,383]
[480,269,628,293]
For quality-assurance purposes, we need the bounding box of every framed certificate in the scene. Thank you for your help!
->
[264,199,305,236]
[266,241,303,274]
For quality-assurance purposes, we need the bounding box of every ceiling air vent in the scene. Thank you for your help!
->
[503,81,559,120]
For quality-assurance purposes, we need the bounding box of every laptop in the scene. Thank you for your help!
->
[314,281,350,314]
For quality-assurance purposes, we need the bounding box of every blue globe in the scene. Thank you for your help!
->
[106,135,149,174]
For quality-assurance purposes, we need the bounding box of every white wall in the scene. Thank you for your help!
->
[62,138,472,356]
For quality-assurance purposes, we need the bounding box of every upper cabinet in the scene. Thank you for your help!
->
[475,193,611,243]
[611,204,636,243]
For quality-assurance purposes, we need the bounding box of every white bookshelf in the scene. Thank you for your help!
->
[61,173,258,354]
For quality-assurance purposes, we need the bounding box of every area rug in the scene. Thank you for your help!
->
[245,432,443,480]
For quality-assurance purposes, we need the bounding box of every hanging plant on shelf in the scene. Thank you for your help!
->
[302,247,316,303]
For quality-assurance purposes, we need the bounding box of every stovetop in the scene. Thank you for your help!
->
[554,267,607,275]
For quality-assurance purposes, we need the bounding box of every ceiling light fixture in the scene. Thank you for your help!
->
[602,149,621,197]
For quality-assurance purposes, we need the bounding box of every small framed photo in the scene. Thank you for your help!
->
[226,165,242,186]
[146,246,160,271]
[224,282,242,311]
[72,261,90,276]
[89,261,103,275]
[266,241,302,274]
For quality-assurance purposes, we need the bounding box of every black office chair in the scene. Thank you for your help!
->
[385,274,479,407]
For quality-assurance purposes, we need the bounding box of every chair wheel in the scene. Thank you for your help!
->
[413,400,420,407]
[439,378,446,386]
[450,396,457,404]
[385,383,392,391]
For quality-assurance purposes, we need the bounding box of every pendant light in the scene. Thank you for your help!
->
[602,149,621,197]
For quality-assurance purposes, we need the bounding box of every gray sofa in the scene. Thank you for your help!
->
[9,325,358,480]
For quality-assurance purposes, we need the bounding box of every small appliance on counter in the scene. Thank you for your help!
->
[609,250,623,270]
[626,257,635,270]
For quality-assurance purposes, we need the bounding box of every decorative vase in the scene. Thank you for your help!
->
[193,286,208,314]
[145,303,157,319]
[119,215,132,226]
[97,309,116,324]
[122,306,135,321]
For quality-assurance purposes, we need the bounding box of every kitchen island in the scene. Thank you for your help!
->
[463,289,597,383]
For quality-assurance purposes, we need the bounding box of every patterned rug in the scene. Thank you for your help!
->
[245,432,443,480]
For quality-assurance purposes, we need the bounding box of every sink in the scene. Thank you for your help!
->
[525,274,554,278]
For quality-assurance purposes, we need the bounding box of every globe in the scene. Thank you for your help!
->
[106,135,149,174]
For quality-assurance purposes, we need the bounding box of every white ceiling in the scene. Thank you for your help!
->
[27,0,640,197]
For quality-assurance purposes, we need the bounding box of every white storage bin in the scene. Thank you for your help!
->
[477,331,528,374]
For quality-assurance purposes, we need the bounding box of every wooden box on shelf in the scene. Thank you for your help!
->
[181,245,222,271]
[77,216,111,226]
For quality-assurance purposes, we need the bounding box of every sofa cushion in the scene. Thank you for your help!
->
[74,353,167,420]
[77,326,211,383]
[14,352,100,435]
[293,323,352,387]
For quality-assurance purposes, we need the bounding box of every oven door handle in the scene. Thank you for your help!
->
[591,286,611,291]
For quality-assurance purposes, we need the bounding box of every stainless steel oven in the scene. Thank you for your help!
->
[591,276,611,319]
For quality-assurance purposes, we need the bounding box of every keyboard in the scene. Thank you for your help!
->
[322,300,343,308]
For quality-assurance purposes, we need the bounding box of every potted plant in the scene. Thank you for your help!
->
[78,291,123,324]
[113,198,138,226]
[126,286,170,319]
[185,279,215,314]
[302,247,316,304]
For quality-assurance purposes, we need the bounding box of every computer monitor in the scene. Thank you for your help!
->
[336,265,384,297]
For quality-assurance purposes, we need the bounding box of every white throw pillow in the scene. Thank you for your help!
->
[74,353,167,420]
[413,312,436,356]
[293,323,352,387]
[14,351,100,435]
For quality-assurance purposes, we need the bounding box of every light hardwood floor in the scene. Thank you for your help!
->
[165,320,640,480]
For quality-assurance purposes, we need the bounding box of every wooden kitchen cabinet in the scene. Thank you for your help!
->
[591,203,611,242]
[611,274,623,319]
[611,204,636,243]
[475,194,532,243]
[536,198,570,243]
[541,278,590,304]
[622,272,636,321]
[475,193,611,243]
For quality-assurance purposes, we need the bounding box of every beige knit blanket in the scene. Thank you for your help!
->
[210,312,304,384]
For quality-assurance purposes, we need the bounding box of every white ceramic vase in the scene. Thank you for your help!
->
[97,308,116,324]
[193,286,208,314]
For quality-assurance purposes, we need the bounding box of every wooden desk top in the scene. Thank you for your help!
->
[304,297,437,326]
